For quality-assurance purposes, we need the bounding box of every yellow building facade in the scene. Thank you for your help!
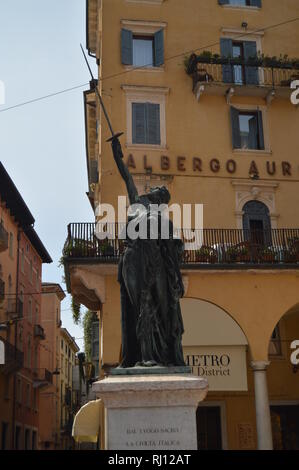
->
[59,328,79,450]
[64,0,299,450]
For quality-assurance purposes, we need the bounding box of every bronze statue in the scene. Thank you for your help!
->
[111,136,186,368]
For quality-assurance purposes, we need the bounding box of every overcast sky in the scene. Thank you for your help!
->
[0,0,97,350]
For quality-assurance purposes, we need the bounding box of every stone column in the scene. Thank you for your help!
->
[251,361,273,450]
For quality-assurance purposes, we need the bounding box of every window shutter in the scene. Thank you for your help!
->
[218,0,229,4]
[248,116,258,149]
[132,103,146,144]
[251,0,262,7]
[154,29,164,67]
[146,103,160,145]
[230,107,241,149]
[244,41,259,85]
[121,29,133,65]
[220,38,233,83]
[257,110,265,150]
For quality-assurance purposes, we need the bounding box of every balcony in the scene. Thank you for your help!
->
[33,368,53,388]
[63,223,299,270]
[186,54,299,102]
[0,338,24,375]
[34,324,46,340]
[0,278,4,304]
[6,299,23,318]
[0,223,8,253]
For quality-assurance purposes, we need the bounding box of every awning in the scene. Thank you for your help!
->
[72,399,103,443]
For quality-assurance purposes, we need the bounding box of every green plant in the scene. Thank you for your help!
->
[71,297,81,325]
[83,310,98,362]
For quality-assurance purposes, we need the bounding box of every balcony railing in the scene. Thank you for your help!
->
[6,299,23,318]
[64,223,299,267]
[34,324,46,340]
[186,56,299,100]
[0,338,24,375]
[0,223,8,253]
[33,368,53,388]
[0,279,4,303]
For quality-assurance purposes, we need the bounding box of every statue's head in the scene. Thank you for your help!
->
[146,186,170,205]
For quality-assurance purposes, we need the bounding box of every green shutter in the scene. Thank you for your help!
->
[251,0,262,7]
[218,0,229,4]
[132,103,146,144]
[257,110,265,150]
[220,38,233,83]
[154,29,164,67]
[146,103,160,145]
[230,107,241,149]
[121,29,133,65]
[248,116,258,149]
[244,41,259,85]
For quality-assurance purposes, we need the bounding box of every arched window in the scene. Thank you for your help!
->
[242,200,271,244]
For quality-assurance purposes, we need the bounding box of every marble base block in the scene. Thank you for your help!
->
[92,373,208,450]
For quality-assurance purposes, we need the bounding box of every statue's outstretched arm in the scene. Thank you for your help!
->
[111,137,138,205]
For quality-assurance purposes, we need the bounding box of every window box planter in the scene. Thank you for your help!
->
[195,246,217,263]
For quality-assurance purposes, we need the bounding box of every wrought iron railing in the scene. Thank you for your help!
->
[190,61,299,89]
[64,223,299,266]
[34,324,46,340]
[0,223,8,253]
[33,368,53,386]
[0,338,24,375]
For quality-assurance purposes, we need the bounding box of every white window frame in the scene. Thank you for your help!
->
[221,29,264,85]
[122,85,169,150]
[231,103,271,154]
[121,20,167,72]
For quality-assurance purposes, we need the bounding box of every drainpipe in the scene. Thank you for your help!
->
[11,228,21,449]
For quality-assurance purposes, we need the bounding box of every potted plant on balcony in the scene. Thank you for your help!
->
[260,247,276,263]
[195,245,217,263]
[99,239,115,257]
[226,243,251,263]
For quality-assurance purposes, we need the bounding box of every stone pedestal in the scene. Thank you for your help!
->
[92,373,208,450]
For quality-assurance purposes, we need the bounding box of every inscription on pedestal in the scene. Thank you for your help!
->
[107,407,197,450]
[125,426,181,449]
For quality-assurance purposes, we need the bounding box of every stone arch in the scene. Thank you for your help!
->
[266,303,299,360]
[232,181,279,229]
[242,200,271,231]
[181,296,248,347]
[181,297,249,391]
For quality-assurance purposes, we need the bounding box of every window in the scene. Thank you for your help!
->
[220,38,259,85]
[32,431,37,450]
[269,325,282,356]
[24,429,31,450]
[18,325,23,351]
[121,28,164,67]
[230,107,265,150]
[28,298,32,323]
[27,335,32,369]
[123,85,168,148]
[29,260,33,284]
[35,304,39,323]
[26,383,31,408]
[1,422,8,450]
[219,0,261,7]
[17,378,22,404]
[132,102,160,145]
[21,248,25,273]
[15,426,21,450]
[36,268,39,290]
[9,233,13,258]
[133,36,154,67]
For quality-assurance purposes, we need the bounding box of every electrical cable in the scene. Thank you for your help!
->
[0,16,297,113]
